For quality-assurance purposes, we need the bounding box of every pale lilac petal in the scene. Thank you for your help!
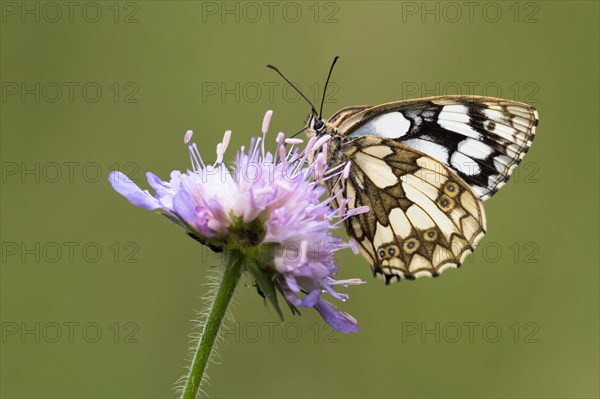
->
[146,172,170,192]
[109,171,159,210]
[172,189,197,224]
[284,275,301,293]
[146,172,175,208]
[314,299,359,333]
[300,289,320,307]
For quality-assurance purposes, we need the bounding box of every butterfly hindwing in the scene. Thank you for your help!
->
[334,96,538,200]
[329,136,487,284]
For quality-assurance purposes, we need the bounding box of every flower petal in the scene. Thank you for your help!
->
[146,172,171,192]
[109,171,160,210]
[172,189,197,224]
[300,288,320,307]
[314,299,359,333]
[147,172,175,210]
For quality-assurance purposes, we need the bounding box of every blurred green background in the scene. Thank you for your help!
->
[1,1,598,398]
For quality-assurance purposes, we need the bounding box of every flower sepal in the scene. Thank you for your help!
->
[158,210,226,253]
[244,252,285,321]
[227,216,266,248]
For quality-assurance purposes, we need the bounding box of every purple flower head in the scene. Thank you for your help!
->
[109,111,368,333]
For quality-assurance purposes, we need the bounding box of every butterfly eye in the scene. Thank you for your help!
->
[313,119,324,131]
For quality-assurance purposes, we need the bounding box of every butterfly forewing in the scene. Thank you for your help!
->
[333,96,538,200]
[326,105,371,127]
[328,136,486,284]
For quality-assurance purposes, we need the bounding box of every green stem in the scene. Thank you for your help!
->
[181,251,243,399]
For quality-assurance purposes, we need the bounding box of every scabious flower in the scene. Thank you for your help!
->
[109,111,368,333]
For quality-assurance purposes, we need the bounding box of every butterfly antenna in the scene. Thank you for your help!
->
[290,126,307,138]
[319,56,339,119]
[267,64,319,116]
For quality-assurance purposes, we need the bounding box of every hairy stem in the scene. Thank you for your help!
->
[181,251,243,398]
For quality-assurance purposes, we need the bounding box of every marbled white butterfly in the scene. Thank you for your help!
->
[269,57,538,284]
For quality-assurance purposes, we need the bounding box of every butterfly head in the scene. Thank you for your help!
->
[306,113,326,136]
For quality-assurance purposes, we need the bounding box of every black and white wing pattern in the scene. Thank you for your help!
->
[335,96,538,200]
[329,136,487,284]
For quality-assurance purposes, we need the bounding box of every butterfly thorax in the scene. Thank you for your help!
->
[306,118,347,170]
